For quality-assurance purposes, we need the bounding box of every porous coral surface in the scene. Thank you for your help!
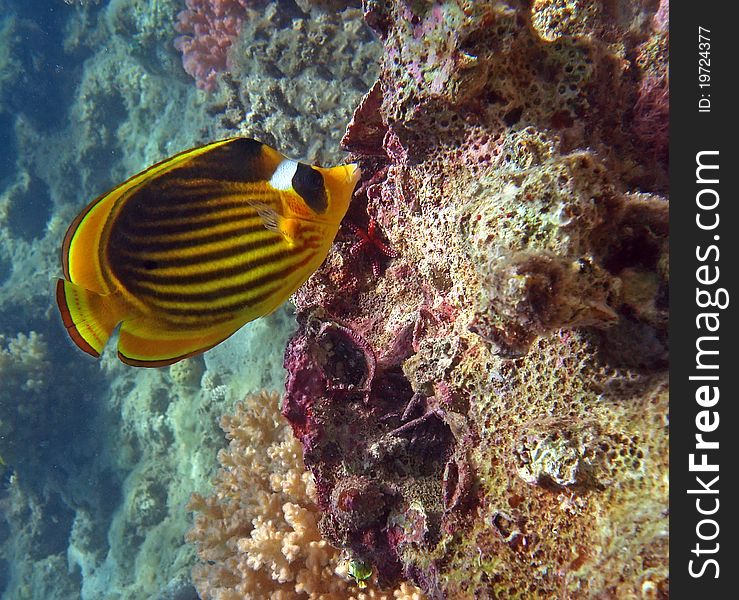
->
[209,0,381,164]
[280,1,669,597]
[187,390,426,599]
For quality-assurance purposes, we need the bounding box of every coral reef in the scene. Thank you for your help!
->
[0,332,50,471]
[204,0,380,164]
[279,0,669,597]
[0,328,118,599]
[1,0,668,598]
[173,0,379,163]
[1,4,216,592]
[174,0,252,91]
[187,390,426,599]
[2,0,340,597]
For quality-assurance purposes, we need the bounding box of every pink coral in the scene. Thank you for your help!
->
[174,0,251,91]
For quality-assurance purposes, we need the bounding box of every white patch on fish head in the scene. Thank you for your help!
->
[269,159,298,191]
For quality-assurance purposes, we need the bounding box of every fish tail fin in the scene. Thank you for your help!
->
[55,279,123,358]
[117,317,243,368]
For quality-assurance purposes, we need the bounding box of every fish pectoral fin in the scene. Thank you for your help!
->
[56,279,125,358]
[250,201,304,247]
[116,317,244,367]
[253,202,280,233]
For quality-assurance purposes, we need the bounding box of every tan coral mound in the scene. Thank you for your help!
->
[187,390,425,600]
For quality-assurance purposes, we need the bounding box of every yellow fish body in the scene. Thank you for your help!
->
[56,138,360,367]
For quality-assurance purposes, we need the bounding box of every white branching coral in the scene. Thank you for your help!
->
[0,331,49,393]
[186,390,425,600]
[0,331,51,466]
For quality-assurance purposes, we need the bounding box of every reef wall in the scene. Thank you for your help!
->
[275,0,669,597]
[187,390,426,599]
[0,0,668,598]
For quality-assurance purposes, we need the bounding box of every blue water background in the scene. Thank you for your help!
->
[1,2,130,596]
[1,2,238,598]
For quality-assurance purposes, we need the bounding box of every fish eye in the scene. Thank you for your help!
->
[143,260,158,271]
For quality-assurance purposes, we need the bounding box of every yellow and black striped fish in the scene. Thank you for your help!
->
[56,137,360,367]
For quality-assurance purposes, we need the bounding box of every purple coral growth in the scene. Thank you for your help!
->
[174,0,251,91]
[653,0,669,33]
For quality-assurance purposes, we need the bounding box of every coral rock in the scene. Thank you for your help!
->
[282,0,669,596]
[187,390,426,599]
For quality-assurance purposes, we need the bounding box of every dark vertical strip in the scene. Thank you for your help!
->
[670,2,737,595]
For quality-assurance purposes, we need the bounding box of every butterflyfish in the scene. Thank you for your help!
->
[56,137,360,367]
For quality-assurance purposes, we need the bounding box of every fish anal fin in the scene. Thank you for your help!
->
[117,317,245,367]
[56,279,124,358]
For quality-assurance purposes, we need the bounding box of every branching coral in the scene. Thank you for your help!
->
[187,390,426,599]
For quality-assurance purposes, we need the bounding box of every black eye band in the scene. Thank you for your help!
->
[292,163,328,214]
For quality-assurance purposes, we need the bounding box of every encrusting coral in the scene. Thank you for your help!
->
[278,0,669,597]
[187,390,426,599]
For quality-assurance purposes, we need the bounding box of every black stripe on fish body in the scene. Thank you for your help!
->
[111,230,282,275]
[291,163,328,214]
[120,242,303,301]
[112,139,279,221]
[137,183,275,215]
[117,183,274,228]
[154,252,317,318]
[117,218,271,252]
[128,256,275,288]
[110,224,277,267]
[107,200,278,263]
[152,284,285,326]
[117,236,286,285]
[135,257,302,304]
[132,197,260,225]
[138,252,317,325]
[136,283,285,329]
[105,180,279,277]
